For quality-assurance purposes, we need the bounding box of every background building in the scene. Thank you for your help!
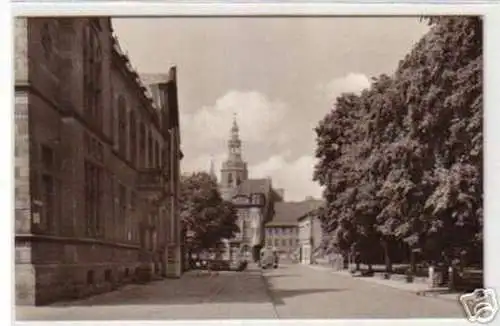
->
[218,118,283,261]
[265,198,323,260]
[298,206,324,264]
[14,17,182,305]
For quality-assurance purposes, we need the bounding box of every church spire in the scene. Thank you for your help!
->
[220,113,248,200]
[227,113,242,160]
[231,113,240,141]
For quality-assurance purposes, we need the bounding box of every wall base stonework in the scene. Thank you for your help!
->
[15,237,144,306]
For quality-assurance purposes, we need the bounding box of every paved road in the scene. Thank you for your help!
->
[264,263,465,318]
[17,263,465,320]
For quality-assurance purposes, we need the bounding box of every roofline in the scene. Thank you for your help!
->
[265,223,298,227]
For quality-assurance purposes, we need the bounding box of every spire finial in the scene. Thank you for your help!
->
[232,112,238,130]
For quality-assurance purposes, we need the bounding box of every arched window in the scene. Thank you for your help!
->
[129,111,137,166]
[227,173,233,186]
[147,132,153,168]
[117,96,127,157]
[83,22,103,130]
[41,22,53,60]
[139,122,146,168]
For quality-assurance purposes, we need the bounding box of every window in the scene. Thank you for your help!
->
[110,89,116,146]
[42,146,54,170]
[110,175,117,239]
[228,173,233,185]
[139,122,146,168]
[117,96,127,158]
[41,22,53,60]
[158,144,162,169]
[83,23,103,130]
[155,141,160,168]
[129,111,137,166]
[274,239,279,247]
[39,145,60,233]
[84,161,102,237]
[118,184,127,240]
[148,132,153,168]
[42,174,54,231]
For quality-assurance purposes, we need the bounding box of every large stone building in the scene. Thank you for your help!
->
[218,118,283,261]
[264,198,323,260]
[14,17,183,305]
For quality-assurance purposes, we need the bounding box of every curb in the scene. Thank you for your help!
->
[258,267,281,318]
[306,265,460,303]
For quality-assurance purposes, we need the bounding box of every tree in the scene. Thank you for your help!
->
[179,172,239,254]
[314,16,483,273]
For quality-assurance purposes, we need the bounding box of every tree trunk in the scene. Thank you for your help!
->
[382,239,393,273]
[355,252,361,271]
[410,249,416,275]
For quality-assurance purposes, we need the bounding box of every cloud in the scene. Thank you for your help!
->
[318,73,372,103]
[180,90,289,175]
[180,90,288,147]
[250,153,323,202]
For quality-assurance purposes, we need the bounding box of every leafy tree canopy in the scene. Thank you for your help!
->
[314,16,482,266]
[180,172,239,251]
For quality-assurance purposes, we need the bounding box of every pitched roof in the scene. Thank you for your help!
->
[265,199,324,227]
[236,178,271,196]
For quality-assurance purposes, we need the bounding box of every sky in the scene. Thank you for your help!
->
[112,17,430,202]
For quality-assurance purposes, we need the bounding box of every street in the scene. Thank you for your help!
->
[17,263,464,320]
[264,264,464,318]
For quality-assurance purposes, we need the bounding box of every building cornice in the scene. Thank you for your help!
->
[110,34,161,132]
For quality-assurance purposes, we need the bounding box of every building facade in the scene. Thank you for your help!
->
[218,118,283,261]
[14,17,183,305]
[298,209,323,264]
[265,198,323,261]
[264,223,299,260]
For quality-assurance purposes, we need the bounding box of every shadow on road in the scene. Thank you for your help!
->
[260,272,346,306]
[267,288,346,306]
[265,274,302,279]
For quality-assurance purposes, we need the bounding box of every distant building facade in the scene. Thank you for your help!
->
[14,17,183,305]
[264,225,299,260]
[265,198,323,260]
[218,118,283,261]
[298,208,323,264]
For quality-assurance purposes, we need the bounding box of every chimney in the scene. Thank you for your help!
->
[168,66,177,83]
[275,188,285,201]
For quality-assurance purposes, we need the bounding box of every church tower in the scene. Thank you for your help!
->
[220,115,248,200]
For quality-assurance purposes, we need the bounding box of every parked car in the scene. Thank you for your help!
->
[191,258,248,272]
[260,247,278,269]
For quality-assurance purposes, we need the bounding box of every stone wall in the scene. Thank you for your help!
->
[14,17,182,305]
[16,236,140,305]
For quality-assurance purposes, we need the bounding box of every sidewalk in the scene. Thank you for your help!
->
[306,264,461,303]
[17,265,277,320]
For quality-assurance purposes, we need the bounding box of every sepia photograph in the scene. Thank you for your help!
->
[13,12,486,322]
